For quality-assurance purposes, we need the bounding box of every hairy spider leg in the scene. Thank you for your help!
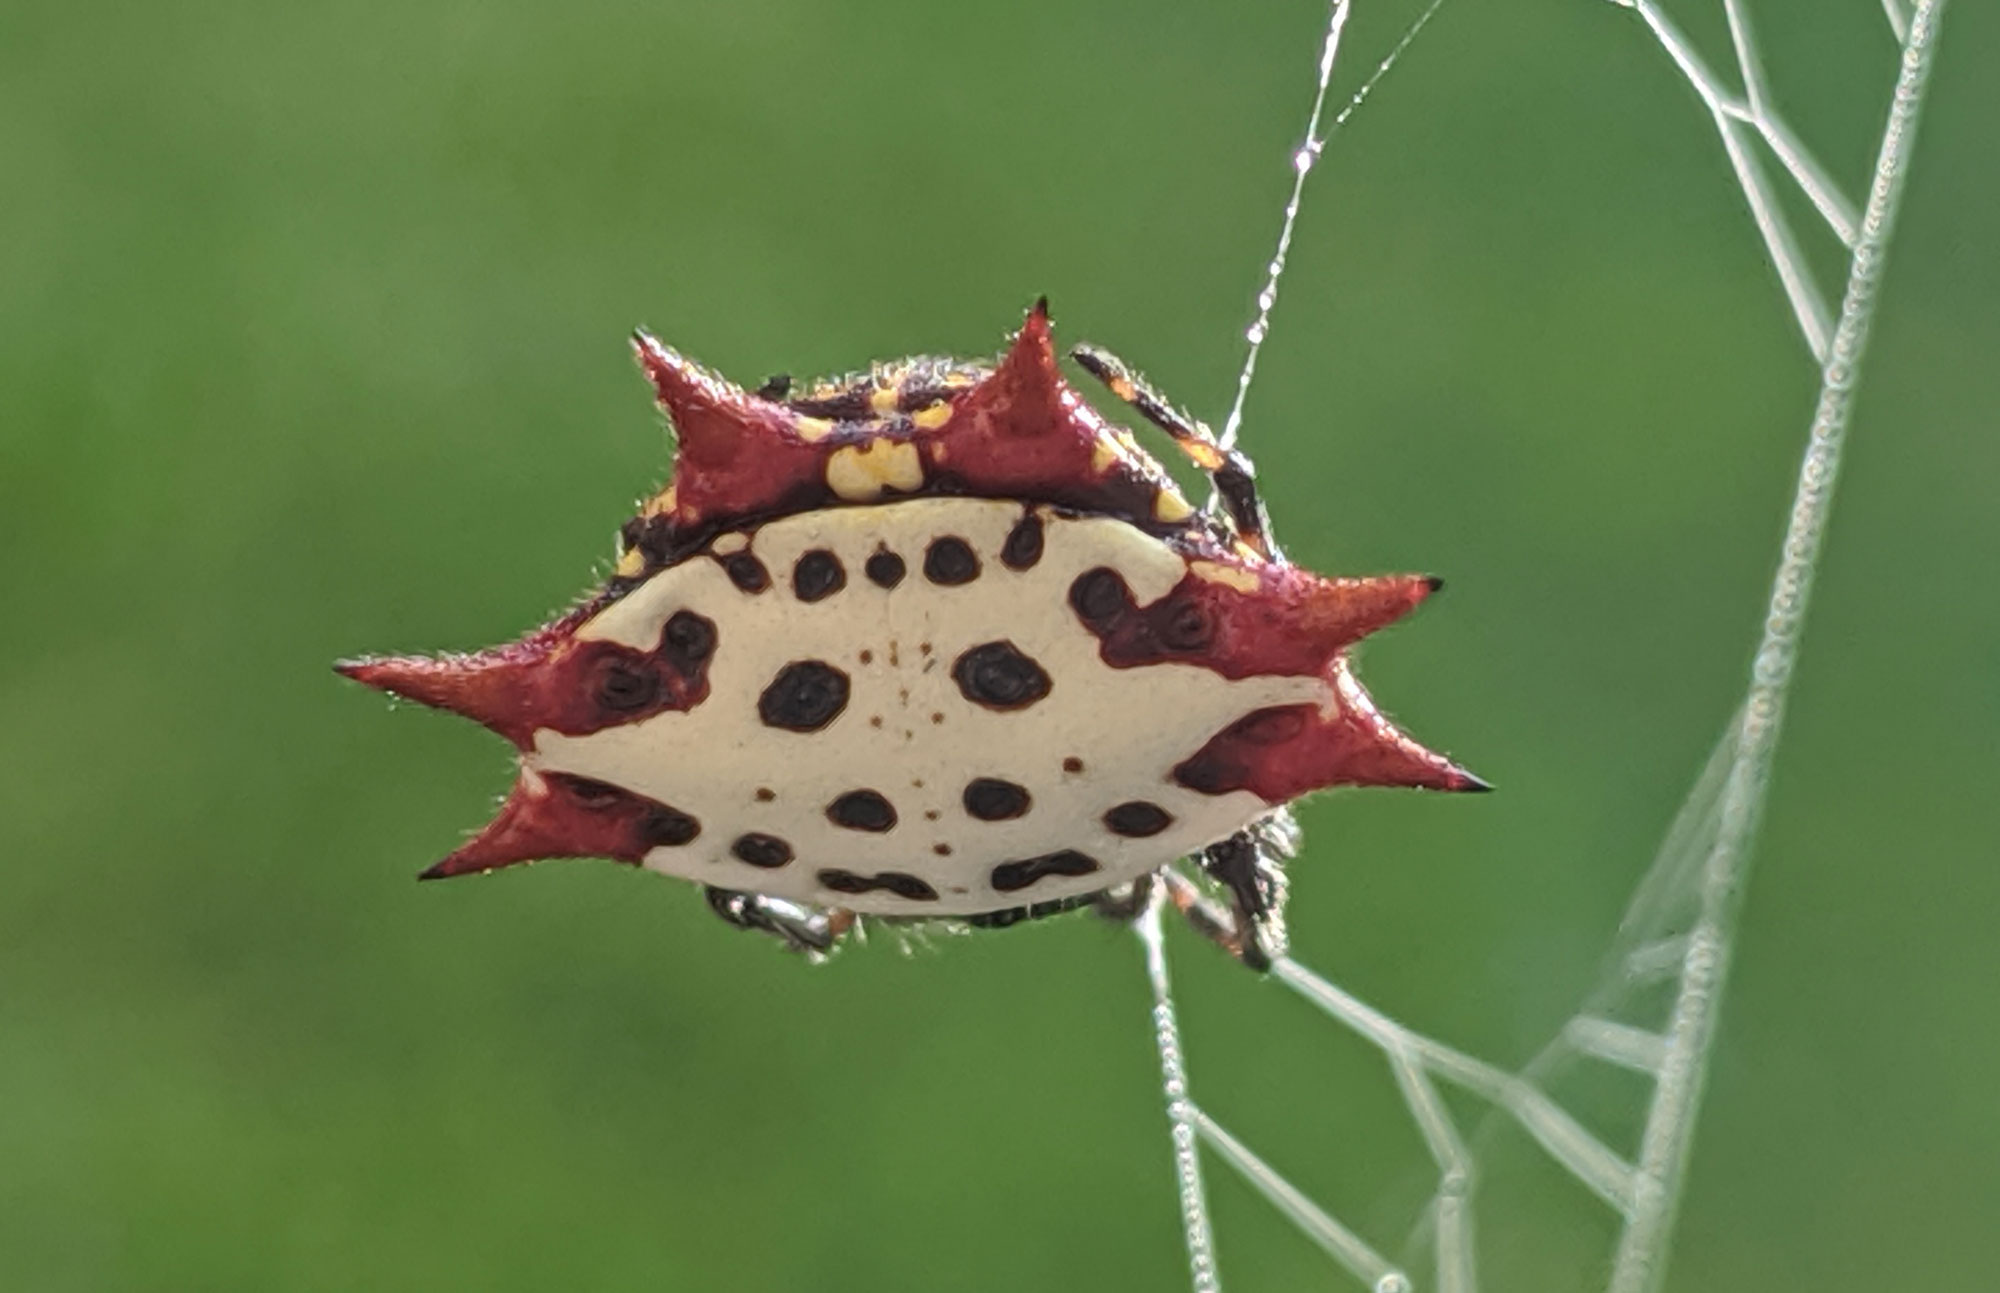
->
[1070,343,1275,560]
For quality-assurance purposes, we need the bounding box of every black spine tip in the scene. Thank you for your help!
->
[1425,575,1446,593]
[1456,771,1494,793]
[1031,294,1050,318]
[417,862,451,881]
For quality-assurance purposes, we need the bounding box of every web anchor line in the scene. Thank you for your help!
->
[1141,2,1947,1290]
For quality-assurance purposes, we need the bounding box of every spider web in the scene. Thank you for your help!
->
[1139,3,1949,1291]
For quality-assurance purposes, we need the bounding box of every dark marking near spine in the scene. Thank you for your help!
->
[1000,511,1044,570]
[732,832,794,868]
[990,850,1100,893]
[932,843,953,856]
[1172,752,1239,796]
[758,660,851,731]
[592,658,659,713]
[754,787,776,802]
[792,549,846,602]
[817,868,939,901]
[1103,801,1174,838]
[550,773,626,807]
[865,547,906,588]
[827,789,898,832]
[721,551,770,593]
[923,536,981,585]
[952,641,1051,710]
[1173,705,1320,799]
[1225,707,1308,746]
[1160,601,1213,651]
[962,778,1032,821]
[1062,757,1084,774]
[640,805,701,847]
[527,774,701,864]
[1068,567,1130,626]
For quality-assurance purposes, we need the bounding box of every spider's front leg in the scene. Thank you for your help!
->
[1070,343,1276,560]
[703,887,854,958]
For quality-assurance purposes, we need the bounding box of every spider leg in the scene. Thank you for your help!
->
[1090,873,1157,924]
[1070,343,1276,559]
[1150,814,1297,970]
[703,886,854,957]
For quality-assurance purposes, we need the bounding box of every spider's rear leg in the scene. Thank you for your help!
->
[1153,818,1296,971]
[1070,343,1276,559]
[704,886,854,958]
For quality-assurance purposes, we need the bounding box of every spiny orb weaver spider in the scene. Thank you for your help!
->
[338,300,1484,968]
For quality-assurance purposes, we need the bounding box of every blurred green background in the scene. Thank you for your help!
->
[3,0,1992,1288]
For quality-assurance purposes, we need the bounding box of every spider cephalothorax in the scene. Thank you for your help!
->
[339,301,1483,965]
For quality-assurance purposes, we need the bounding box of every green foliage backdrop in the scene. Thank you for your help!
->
[1,1,1992,1288]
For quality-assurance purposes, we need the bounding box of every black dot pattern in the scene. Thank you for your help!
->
[962,778,1032,821]
[731,833,794,868]
[661,610,716,668]
[758,661,850,731]
[792,549,846,602]
[1103,801,1174,838]
[817,868,940,901]
[721,551,770,593]
[952,641,1051,711]
[640,806,701,847]
[1000,512,1044,570]
[592,658,659,712]
[1069,567,1129,625]
[865,548,906,589]
[923,536,980,585]
[990,850,1101,894]
[827,789,898,832]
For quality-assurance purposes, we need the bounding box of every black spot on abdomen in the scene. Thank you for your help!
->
[962,778,1031,821]
[1103,801,1173,838]
[827,789,898,832]
[923,536,980,585]
[952,641,1051,711]
[731,833,794,868]
[720,551,770,593]
[1000,511,1044,570]
[759,660,851,731]
[865,547,906,589]
[661,610,716,672]
[817,868,939,901]
[792,549,846,602]
[990,850,1100,893]
[1068,567,1130,627]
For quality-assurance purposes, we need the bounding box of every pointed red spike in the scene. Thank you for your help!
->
[336,644,554,748]
[420,770,660,880]
[954,298,1069,439]
[630,331,832,527]
[1296,573,1441,654]
[1173,660,1484,802]
[1316,660,1486,791]
[631,331,765,472]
